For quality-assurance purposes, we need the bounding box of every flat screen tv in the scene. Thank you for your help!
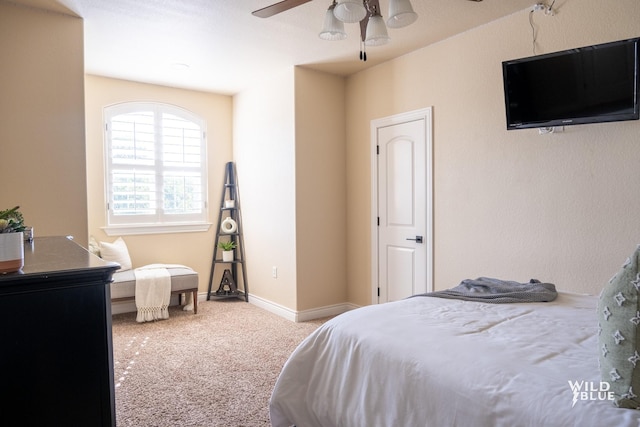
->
[502,37,640,130]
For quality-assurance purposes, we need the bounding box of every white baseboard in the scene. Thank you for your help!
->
[247,293,358,322]
[111,292,358,322]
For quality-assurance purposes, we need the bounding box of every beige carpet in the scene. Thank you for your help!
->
[111,299,329,426]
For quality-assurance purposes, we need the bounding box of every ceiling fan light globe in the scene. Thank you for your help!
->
[365,14,390,46]
[319,8,347,41]
[333,0,367,23]
[387,0,418,28]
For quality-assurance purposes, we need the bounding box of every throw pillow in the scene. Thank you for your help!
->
[598,244,640,409]
[88,235,101,257]
[99,237,133,271]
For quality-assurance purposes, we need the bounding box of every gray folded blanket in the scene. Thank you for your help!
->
[413,277,557,303]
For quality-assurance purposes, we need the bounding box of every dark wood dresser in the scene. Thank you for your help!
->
[0,236,119,426]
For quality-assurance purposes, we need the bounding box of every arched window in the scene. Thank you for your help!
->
[104,102,209,234]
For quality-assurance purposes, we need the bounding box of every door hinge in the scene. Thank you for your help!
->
[376,145,380,155]
[377,287,380,297]
[377,217,380,226]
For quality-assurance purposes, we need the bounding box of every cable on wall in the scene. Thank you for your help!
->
[529,9,538,55]
[529,1,556,55]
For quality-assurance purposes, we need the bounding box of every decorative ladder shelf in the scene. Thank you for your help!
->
[207,161,248,302]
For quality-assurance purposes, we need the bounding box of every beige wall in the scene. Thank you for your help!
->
[233,67,347,313]
[0,2,87,242]
[6,0,639,315]
[84,75,233,293]
[294,68,347,311]
[233,68,298,309]
[346,0,640,305]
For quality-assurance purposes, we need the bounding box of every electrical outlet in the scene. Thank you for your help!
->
[272,266,278,279]
[532,3,545,11]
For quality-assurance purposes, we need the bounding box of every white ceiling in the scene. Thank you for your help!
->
[12,0,534,94]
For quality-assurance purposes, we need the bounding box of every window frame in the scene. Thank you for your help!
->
[103,102,210,236]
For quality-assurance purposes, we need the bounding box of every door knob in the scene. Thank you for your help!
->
[406,236,423,243]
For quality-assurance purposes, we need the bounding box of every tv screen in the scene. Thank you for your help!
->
[502,37,640,130]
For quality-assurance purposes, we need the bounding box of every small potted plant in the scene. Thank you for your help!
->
[218,240,237,262]
[0,206,27,273]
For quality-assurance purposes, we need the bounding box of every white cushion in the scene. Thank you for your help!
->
[88,235,101,257]
[110,267,198,299]
[99,237,132,271]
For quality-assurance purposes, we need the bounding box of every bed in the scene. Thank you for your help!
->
[269,291,640,427]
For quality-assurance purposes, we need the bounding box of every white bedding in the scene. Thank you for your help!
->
[269,292,640,427]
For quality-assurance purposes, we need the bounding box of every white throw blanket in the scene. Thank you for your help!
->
[134,264,188,323]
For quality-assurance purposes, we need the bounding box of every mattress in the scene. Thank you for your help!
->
[269,292,640,426]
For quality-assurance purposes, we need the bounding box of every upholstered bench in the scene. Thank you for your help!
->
[89,236,199,315]
[110,267,199,314]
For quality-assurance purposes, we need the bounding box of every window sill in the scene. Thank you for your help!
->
[102,223,212,236]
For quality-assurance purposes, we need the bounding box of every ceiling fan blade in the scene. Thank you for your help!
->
[252,0,314,18]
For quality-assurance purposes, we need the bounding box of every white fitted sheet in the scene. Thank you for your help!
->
[269,292,640,427]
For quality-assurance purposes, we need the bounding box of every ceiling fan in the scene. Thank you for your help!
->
[252,0,481,19]
[252,0,418,61]
[252,0,314,18]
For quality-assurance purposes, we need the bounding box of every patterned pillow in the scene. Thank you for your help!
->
[598,244,640,409]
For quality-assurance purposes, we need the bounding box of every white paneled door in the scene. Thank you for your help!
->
[372,108,433,303]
